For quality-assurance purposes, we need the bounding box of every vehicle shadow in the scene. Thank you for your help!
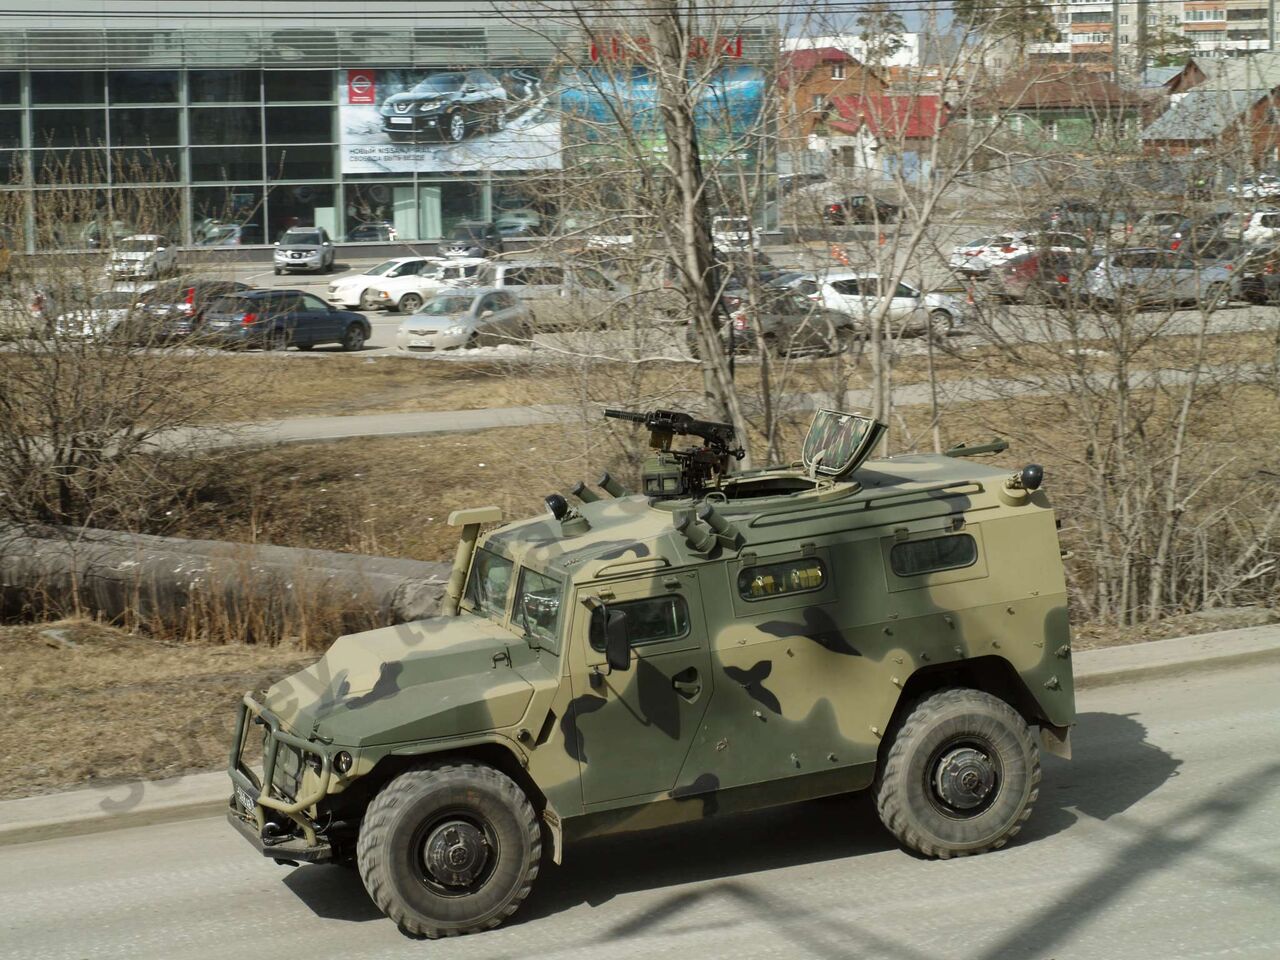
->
[279,710,1184,931]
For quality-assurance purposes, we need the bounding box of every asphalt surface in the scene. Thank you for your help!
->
[3,660,1277,960]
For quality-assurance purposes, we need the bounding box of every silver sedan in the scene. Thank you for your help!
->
[394,287,535,352]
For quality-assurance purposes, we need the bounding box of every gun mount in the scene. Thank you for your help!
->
[604,408,746,499]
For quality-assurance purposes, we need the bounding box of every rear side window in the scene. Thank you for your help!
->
[209,295,252,314]
[795,280,819,297]
[737,558,826,600]
[589,595,690,651]
[829,279,862,296]
[890,535,977,577]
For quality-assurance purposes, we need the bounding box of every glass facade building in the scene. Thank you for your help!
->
[0,11,774,252]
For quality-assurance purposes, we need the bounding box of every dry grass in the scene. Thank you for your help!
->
[0,619,312,799]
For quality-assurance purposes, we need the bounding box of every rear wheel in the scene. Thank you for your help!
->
[1201,282,1229,309]
[263,327,289,351]
[341,324,366,352]
[398,293,423,314]
[357,763,540,938]
[874,688,1040,859]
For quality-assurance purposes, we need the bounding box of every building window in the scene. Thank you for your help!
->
[1185,9,1226,21]
[831,63,846,80]
[1120,13,1129,24]
[31,72,105,105]
[890,535,978,578]
[189,70,261,104]
[1121,33,1130,43]
[108,71,179,105]
[737,558,827,600]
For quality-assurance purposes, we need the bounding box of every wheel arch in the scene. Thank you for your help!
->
[881,655,1050,757]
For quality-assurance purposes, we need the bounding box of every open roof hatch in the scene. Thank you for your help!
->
[801,409,885,480]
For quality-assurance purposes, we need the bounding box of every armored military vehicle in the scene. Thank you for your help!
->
[228,409,1074,938]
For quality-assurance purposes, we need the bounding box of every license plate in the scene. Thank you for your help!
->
[234,784,258,813]
[409,337,434,347]
[389,117,413,125]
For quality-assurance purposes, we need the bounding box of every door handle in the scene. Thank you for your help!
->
[671,667,701,701]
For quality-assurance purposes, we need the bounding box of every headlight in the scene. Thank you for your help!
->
[334,751,354,775]
[418,101,443,113]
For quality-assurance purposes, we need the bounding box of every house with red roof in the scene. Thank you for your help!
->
[779,46,885,144]
[816,94,950,179]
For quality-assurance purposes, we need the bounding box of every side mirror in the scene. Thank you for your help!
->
[155,246,166,252]
[323,241,330,246]
[605,610,631,672]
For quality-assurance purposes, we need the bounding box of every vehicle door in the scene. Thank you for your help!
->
[1159,251,1200,300]
[571,265,618,326]
[475,291,512,339]
[824,277,865,318]
[517,266,569,328]
[567,571,713,806]
[264,293,303,341]
[298,292,341,342]
[886,279,924,324]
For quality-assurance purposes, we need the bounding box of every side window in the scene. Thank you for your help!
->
[893,282,917,299]
[1264,215,1280,227]
[401,261,424,276]
[301,293,328,311]
[477,293,500,313]
[737,558,826,600]
[577,267,611,289]
[504,268,532,286]
[589,595,689,651]
[272,294,302,314]
[890,535,977,577]
[830,279,861,296]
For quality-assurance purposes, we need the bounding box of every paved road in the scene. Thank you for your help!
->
[3,661,1277,960]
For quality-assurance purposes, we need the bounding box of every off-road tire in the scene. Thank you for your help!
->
[356,764,540,938]
[874,688,1040,859]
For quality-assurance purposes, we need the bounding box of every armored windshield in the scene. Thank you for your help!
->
[801,409,885,479]
[465,548,512,621]
[514,567,562,654]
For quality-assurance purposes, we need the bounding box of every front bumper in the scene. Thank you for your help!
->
[382,113,443,135]
[396,328,466,351]
[227,694,335,851]
[276,253,324,271]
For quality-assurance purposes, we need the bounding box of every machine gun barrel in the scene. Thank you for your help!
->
[603,409,648,424]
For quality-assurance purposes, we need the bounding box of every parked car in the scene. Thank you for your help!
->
[273,227,335,275]
[950,231,1089,278]
[197,222,264,246]
[345,222,397,242]
[1040,199,1107,233]
[1083,248,1237,308]
[107,234,177,280]
[989,250,1096,304]
[373,257,486,313]
[394,288,533,351]
[1241,210,1280,247]
[1234,243,1280,303]
[493,208,544,237]
[441,221,503,259]
[712,215,761,252]
[1228,175,1280,200]
[201,289,371,351]
[54,288,154,340]
[1167,212,1236,251]
[133,277,251,341]
[1126,211,1186,245]
[822,195,903,225]
[474,259,626,329]
[327,257,438,310]
[380,69,507,143]
[721,287,855,356]
[803,272,970,335]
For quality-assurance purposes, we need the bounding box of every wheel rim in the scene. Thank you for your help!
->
[929,311,951,337]
[449,114,465,141]
[925,737,1002,819]
[401,295,422,313]
[412,810,499,897]
[359,290,378,310]
[345,327,364,349]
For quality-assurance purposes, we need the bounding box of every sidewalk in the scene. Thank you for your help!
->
[3,624,1277,848]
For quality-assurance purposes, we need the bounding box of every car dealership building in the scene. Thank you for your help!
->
[0,3,773,252]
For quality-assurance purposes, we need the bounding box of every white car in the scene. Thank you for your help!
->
[107,235,177,280]
[1229,176,1280,201]
[327,257,438,310]
[373,257,486,313]
[1241,210,1280,246]
[949,231,1093,277]
[54,286,154,340]
[802,271,971,335]
[712,216,761,252]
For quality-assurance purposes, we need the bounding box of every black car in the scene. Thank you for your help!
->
[345,222,396,243]
[1040,199,1108,233]
[821,195,903,225]
[379,70,508,143]
[441,221,504,258]
[201,289,371,351]
[132,278,251,341]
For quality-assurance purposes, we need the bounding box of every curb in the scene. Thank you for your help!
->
[2,624,1277,849]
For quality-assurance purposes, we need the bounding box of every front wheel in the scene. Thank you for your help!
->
[341,324,366,352]
[358,289,380,311]
[445,112,466,143]
[398,293,423,314]
[356,763,541,939]
[874,688,1040,859]
[927,309,953,340]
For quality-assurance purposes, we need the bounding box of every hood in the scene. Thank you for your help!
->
[384,92,448,111]
[261,613,536,748]
[112,251,151,261]
[404,313,470,332]
[277,243,323,252]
